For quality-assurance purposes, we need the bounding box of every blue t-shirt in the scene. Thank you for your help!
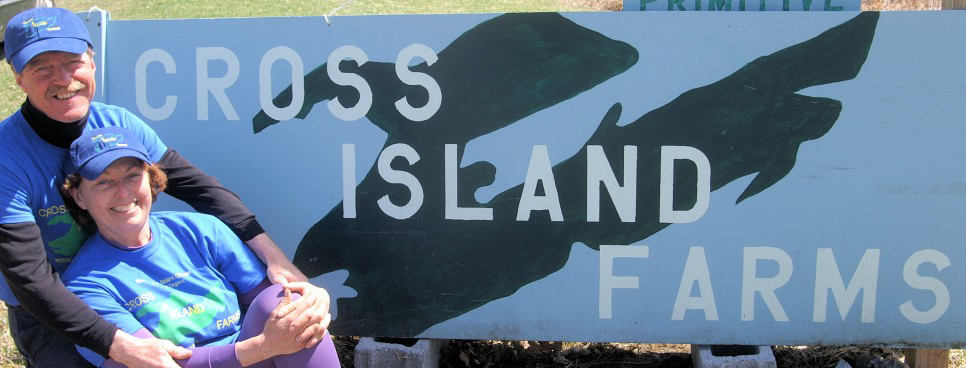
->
[64,212,266,354]
[0,102,167,304]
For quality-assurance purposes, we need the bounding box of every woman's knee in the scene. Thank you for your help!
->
[250,284,303,315]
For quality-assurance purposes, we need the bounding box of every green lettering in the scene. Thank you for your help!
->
[695,0,701,11]
[783,0,790,10]
[709,0,732,10]
[825,0,843,10]
[668,0,686,10]
[739,0,746,10]
[760,0,767,10]
[802,0,813,10]
[641,0,658,10]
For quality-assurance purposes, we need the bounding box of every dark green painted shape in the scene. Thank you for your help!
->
[253,13,638,140]
[254,12,879,337]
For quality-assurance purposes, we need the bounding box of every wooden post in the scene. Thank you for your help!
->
[905,349,949,368]
[943,0,966,9]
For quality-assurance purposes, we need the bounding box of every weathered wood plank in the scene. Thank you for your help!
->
[906,349,949,368]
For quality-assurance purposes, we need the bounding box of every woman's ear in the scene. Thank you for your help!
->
[71,188,88,210]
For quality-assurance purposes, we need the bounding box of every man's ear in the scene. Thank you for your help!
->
[85,50,96,73]
[12,67,27,93]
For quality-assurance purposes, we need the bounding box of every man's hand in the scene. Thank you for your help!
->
[274,282,331,348]
[109,330,190,368]
[245,233,307,284]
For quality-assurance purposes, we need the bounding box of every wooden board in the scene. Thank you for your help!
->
[906,349,949,368]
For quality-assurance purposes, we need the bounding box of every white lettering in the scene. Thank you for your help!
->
[135,49,177,121]
[813,248,879,323]
[327,45,372,121]
[599,245,649,319]
[741,247,792,321]
[659,146,710,224]
[444,144,492,220]
[196,47,240,120]
[587,145,637,223]
[517,145,563,221]
[394,43,441,122]
[343,144,357,219]
[672,247,718,321]
[217,311,241,329]
[376,143,423,219]
[259,46,304,121]
[900,249,950,324]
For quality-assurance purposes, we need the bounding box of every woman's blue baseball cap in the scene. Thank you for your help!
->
[4,7,93,73]
[67,127,152,180]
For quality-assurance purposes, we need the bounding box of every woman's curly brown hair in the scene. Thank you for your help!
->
[60,162,167,232]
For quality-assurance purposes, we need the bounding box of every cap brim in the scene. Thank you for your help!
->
[11,37,89,73]
[78,149,150,181]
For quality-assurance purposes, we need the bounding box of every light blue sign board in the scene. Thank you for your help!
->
[101,12,966,347]
[623,0,860,10]
[77,9,108,102]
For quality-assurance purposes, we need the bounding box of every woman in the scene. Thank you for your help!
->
[60,126,341,367]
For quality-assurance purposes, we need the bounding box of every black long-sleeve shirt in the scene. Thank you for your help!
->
[0,100,264,358]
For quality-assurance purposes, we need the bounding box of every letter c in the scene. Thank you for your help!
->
[135,49,178,121]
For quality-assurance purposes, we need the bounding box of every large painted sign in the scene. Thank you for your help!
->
[100,11,966,347]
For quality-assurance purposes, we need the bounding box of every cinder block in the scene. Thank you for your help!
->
[354,337,444,368]
[691,345,777,368]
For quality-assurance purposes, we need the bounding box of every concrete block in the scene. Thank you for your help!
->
[836,358,854,368]
[354,337,444,368]
[691,345,777,368]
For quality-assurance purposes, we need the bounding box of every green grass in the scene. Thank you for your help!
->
[0,2,613,366]
[62,0,604,19]
[0,305,20,368]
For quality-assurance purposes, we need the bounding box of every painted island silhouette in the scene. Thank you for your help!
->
[253,12,879,337]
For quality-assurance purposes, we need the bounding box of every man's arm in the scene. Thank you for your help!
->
[158,149,306,283]
[0,223,190,367]
[109,330,191,368]
[0,222,115,356]
[246,233,305,284]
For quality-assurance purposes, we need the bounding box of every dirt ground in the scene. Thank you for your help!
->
[330,336,937,368]
[564,0,944,10]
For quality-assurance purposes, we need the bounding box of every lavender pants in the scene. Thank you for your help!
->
[237,284,341,368]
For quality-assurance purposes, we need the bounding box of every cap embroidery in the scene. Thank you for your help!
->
[19,16,59,38]
[91,133,128,153]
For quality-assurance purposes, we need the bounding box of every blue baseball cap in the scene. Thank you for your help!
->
[67,127,152,180]
[5,7,93,73]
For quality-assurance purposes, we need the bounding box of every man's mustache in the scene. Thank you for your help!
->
[47,80,88,97]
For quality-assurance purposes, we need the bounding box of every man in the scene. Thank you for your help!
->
[0,7,319,367]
